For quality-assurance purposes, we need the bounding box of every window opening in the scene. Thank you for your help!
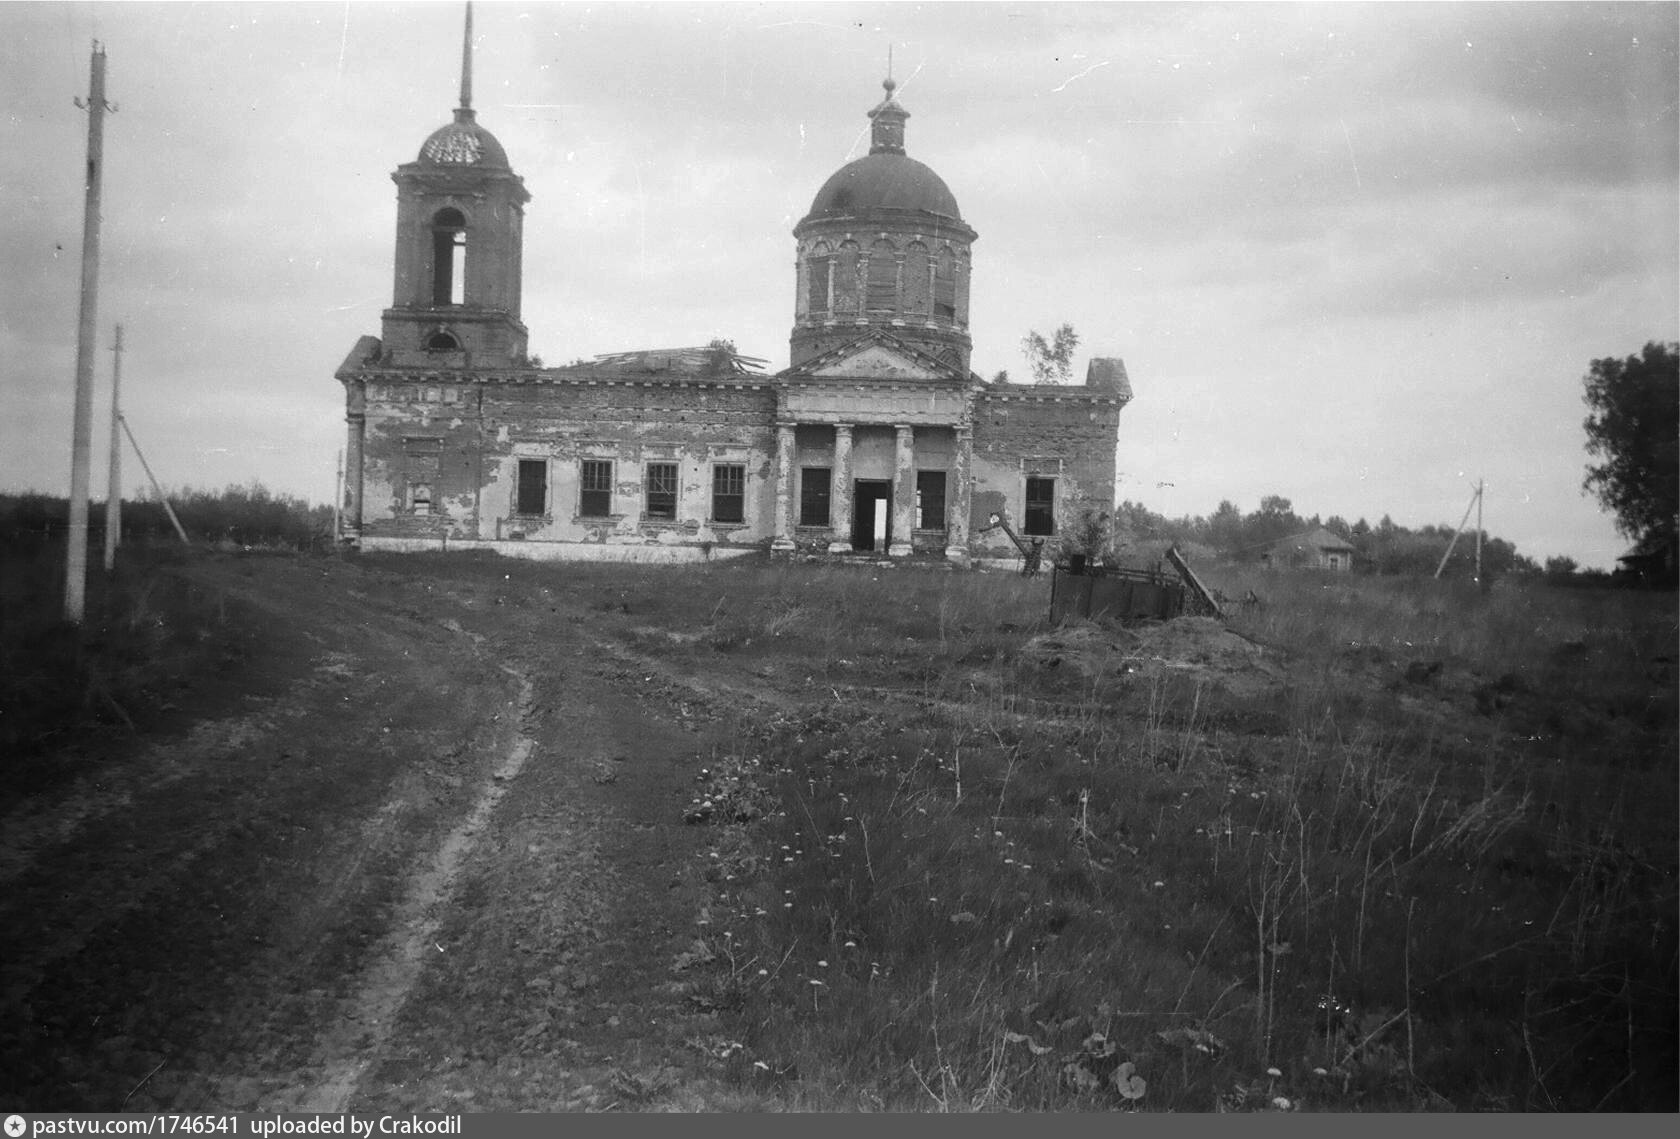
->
[410,482,432,515]
[712,464,745,523]
[933,246,956,319]
[800,467,832,527]
[645,463,679,521]
[866,239,897,314]
[426,330,460,352]
[916,470,947,531]
[806,245,831,315]
[432,208,467,306]
[1024,476,1055,536]
[580,460,613,518]
[833,244,860,315]
[516,459,547,516]
[902,243,930,316]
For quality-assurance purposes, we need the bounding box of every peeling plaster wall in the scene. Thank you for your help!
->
[971,385,1122,559]
[347,369,1122,562]
[355,372,777,549]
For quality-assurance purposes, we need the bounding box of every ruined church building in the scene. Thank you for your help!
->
[336,12,1133,564]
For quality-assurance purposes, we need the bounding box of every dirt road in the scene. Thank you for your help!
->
[1,554,772,1112]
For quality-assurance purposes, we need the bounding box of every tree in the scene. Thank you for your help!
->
[1582,341,1679,549]
[1021,323,1080,384]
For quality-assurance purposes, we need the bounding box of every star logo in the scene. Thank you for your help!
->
[5,1115,26,1138]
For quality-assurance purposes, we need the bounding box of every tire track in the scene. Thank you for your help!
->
[265,663,538,1112]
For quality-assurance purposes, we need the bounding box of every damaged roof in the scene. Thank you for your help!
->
[588,346,768,375]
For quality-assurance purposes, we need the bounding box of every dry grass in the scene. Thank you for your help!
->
[589,557,1677,1111]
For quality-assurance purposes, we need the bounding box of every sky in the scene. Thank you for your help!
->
[3,1,1675,569]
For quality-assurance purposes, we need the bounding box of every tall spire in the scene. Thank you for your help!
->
[458,1,474,115]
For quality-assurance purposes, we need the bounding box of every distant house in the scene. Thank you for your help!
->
[1261,527,1356,571]
[1615,533,1678,587]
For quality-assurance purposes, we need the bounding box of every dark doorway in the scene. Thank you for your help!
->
[852,480,892,552]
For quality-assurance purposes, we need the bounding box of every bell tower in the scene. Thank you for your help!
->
[380,3,530,367]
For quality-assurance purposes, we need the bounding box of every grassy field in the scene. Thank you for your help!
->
[0,540,254,798]
[569,557,1677,1111]
[6,546,1674,1111]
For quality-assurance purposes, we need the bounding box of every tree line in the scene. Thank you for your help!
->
[0,485,334,551]
[1106,494,1579,584]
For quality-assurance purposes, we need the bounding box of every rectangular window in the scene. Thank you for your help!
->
[712,464,745,523]
[1024,476,1055,536]
[645,462,679,521]
[579,459,613,518]
[516,459,547,517]
[410,482,432,515]
[916,470,947,531]
[800,467,832,526]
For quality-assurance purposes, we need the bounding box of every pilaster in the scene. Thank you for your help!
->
[343,380,366,540]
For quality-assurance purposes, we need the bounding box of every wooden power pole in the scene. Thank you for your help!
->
[1434,481,1485,582]
[65,42,112,623]
[1475,478,1484,585]
[103,323,123,572]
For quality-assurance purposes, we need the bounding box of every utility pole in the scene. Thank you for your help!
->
[1475,478,1484,586]
[103,323,123,572]
[119,416,190,546]
[1434,481,1485,581]
[65,42,113,623]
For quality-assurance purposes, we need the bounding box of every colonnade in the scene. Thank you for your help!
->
[770,421,971,560]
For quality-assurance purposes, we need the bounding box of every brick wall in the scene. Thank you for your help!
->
[357,371,777,548]
[971,384,1122,559]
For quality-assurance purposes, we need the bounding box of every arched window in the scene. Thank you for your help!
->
[866,239,898,314]
[805,242,832,316]
[426,330,461,352]
[431,208,467,306]
[933,245,956,320]
[902,242,930,317]
[834,242,861,315]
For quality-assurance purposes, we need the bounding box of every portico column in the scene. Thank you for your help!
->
[889,423,915,557]
[342,380,366,541]
[828,423,854,554]
[945,424,972,563]
[771,420,797,552]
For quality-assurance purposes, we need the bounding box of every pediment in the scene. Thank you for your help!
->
[785,332,967,385]
[810,343,945,380]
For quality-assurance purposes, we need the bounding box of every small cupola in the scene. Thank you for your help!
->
[867,77,909,155]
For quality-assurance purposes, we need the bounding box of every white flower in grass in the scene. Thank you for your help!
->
[1266,1067,1282,1078]
[1272,1096,1292,1111]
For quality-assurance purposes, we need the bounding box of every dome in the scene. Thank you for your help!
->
[805,152,962,222]
[417,109,510,169]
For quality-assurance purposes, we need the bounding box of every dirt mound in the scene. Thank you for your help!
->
[1027,616,1285,699]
